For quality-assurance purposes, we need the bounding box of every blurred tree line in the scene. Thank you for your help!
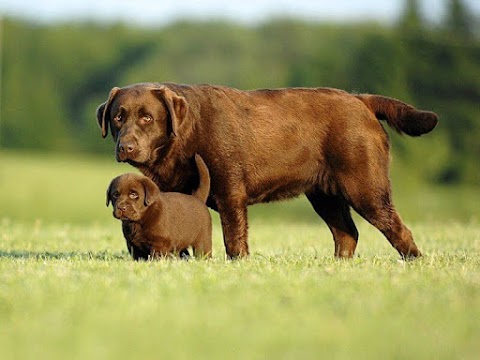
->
[1,0,479,184]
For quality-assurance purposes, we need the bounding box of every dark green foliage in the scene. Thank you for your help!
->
[0,0,479,184]
[445,0,476,38]
[398,0,423,32]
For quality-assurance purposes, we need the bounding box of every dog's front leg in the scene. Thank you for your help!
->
[218,201,249,259]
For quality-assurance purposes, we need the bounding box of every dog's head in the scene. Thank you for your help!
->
[96,83,188,165]
[106,173,161,222]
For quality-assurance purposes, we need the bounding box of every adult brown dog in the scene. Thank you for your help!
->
[97,83,438,259]
[106,154,212,260]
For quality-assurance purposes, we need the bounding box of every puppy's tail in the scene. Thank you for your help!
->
[192,154,210,203]
[355,94,438,136]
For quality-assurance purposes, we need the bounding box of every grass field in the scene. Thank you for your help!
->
[1,150,480,359]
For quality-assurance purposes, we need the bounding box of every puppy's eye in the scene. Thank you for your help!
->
[112,192,119,199]
[142,115,153,123]
[129,192,139,199]
[114,115,122,123]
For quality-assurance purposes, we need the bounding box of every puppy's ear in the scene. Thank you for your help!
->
[141,177,161,206]
[96,87,120,139]
[150,86,188,137]
[106,181,113,207]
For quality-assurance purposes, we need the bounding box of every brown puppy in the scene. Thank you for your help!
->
[97,83,438,259]
[106,154,212,260]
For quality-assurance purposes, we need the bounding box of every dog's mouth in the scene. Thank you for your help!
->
[116,150,145,164]
[116,148,158,166]
[123,158,143,167]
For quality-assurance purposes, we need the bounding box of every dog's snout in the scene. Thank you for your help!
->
[117,203,127,211]
[119,142,135,154]
[117,139,137,162]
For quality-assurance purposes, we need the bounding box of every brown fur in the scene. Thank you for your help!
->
[106,154,212,260]
[97,83,438,259]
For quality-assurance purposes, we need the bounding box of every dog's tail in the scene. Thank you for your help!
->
[355,94,438,136]
[192,154,210,203]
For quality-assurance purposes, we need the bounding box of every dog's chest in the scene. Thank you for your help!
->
[139,161,197,195]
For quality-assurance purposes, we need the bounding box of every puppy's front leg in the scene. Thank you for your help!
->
[122,222,149,260]
[218,202,249,259]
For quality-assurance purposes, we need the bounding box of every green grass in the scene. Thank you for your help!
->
[1,220,480,359]
[1,150,480,359]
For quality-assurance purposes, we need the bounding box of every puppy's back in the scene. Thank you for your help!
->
[162,191,212,246]
[164,192,211,220]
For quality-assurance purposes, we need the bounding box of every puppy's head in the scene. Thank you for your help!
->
[106,173,161,222]
[96,83,188,165]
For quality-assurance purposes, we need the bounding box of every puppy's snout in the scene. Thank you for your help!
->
[113,201,133,221]
[117,203,127,211]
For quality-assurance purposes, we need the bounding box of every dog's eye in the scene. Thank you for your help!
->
[114,115,122,123]
[129,192,139,199]
[142,115,153,123]
[112,192,119,199]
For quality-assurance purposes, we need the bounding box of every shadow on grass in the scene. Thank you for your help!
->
[0,250,129,261]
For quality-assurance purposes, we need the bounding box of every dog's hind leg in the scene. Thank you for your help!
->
[306,191,359,258]
[338,166,421,258]
[348,186,421,259]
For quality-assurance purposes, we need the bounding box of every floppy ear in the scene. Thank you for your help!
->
[141,177,161,206]
[150,86,188,137]
[96,87,120,138]
[106,181,113,207]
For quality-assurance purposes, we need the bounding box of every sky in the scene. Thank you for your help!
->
[0,0,479,26]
